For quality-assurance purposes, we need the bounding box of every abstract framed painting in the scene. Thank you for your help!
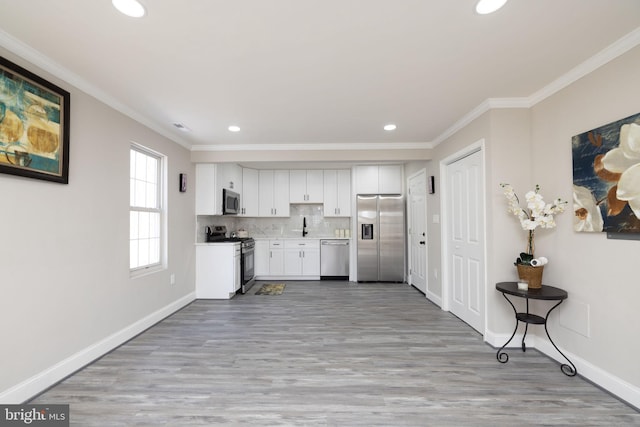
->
[0,56,70,184]
[572,112,640,233]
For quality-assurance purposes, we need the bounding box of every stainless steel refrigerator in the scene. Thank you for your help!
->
[357,194,405,282]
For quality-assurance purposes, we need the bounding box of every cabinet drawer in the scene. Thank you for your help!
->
[269,240,284,249]
[284,239,320,249]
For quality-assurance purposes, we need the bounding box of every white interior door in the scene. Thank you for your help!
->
[408,170,427,294]
[446,149,485,333]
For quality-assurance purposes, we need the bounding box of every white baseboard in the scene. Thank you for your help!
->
[0,292,196,404]
[426,290,442,307]
[535,338,640,410]
[485,330,640,410]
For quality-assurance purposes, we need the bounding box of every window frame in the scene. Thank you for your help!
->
[129,143,166,276]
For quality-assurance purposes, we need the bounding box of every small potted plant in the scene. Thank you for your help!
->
[500,183,567,288]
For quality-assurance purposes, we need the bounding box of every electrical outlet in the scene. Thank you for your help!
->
[170,274,176,285]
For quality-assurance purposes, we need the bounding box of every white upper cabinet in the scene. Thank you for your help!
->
[259,170,290,217]
[217,163,242,194]
[355,165,403,194]
[323,169,351,217]
[273,171,290,216]
[241,168,259,216]
[355,165,379,194]
[290,170,323,203]
[378,165,403,194]
[195,164,217,215]
[195,163,243,215]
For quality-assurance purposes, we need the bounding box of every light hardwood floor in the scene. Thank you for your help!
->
[31,281,639,426]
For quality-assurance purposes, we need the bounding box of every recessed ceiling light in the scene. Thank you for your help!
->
[112,0,146,18]
[228,125,241,132]
[383,124,397,131]
[475,0,508,14]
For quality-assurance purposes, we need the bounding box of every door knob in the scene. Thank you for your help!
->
[419,241,425,245]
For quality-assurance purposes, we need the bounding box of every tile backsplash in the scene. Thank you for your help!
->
[196,204,351,242]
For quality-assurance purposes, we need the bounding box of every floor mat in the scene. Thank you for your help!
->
[254,283,286,295]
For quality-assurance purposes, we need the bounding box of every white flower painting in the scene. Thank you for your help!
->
[571,113,640,233]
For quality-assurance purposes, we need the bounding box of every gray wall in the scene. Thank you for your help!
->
[0,48,196,401]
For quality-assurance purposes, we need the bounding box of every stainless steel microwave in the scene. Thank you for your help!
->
[222,189,240,215]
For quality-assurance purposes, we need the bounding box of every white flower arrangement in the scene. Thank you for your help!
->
[500,183,567,265]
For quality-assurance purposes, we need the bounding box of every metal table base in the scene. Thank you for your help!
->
[495,282,577,377]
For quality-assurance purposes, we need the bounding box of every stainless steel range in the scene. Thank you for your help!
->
[206,225,255,294]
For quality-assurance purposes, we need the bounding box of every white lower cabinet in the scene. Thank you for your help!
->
[268,240,285,276]
[254,240,270,276]
[284,240,320,276]
[196,243,241,299]
[255,239,320,279]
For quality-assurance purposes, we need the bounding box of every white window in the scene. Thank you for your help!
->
[130,144,164,273]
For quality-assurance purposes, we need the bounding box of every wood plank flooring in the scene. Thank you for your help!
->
[31,281,639,426]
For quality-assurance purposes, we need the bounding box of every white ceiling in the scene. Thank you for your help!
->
[1,1,639,151]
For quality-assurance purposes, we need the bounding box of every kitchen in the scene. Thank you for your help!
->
[194,163,406,299]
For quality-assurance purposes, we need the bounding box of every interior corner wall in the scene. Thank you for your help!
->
[528,45,640,395]
[0,48,196,402]
[428,108,532,332]
[427,44,640,407]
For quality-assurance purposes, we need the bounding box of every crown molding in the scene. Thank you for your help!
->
[3,24,639,153]
[191,141,433,152]
[529,26,640,106]
[433,26,640,147]
[431,97,530,146]
[0,29,192,150]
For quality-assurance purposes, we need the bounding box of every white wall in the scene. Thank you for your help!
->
[0,48,196,402]
[427,45,640,407]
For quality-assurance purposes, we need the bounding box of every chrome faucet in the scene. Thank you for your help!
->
[302,217,308,237]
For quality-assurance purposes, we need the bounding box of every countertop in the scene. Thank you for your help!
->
[195,241,241,246]
[252,236,351,240]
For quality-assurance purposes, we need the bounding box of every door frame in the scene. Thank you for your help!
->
[407,168,428,296]
[439,139,488,336]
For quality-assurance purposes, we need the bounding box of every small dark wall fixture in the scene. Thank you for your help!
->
[428,175,435,194]
[0,56,71,184]
[179,173,187,192]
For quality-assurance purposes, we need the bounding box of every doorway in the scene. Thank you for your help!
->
[441,141,486,334]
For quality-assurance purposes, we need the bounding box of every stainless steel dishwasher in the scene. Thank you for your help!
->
[320,239,350,280]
